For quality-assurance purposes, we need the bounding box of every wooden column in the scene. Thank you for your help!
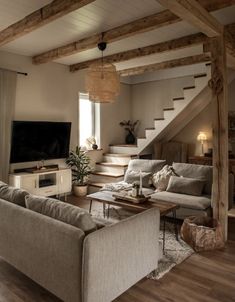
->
[210,34,228,241]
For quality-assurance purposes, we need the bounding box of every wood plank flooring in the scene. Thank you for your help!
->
[0,197,234,302]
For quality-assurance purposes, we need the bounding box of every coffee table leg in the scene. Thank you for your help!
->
[89,200,93,214]
[173,209,179,241]
[163,216,166,253]
[103,202,106,218]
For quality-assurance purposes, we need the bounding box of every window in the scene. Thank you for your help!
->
[78,93,95,147]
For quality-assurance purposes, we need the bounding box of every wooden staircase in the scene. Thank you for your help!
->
[89,66,214,193]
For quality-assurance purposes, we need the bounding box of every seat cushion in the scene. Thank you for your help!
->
[25,195,97,234]
[172,162,212,195]
[0,181,28,207]
[150,191,211,210]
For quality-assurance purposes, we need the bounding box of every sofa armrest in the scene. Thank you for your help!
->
[229,172,234,210]
[82,208,160,302]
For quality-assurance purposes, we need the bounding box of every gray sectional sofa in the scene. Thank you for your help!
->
[0,182,160,302]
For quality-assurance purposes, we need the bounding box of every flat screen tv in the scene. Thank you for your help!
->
[10,121,71,163]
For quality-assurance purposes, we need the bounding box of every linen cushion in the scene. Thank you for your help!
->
[166,176,205,196]
[127,159,166,173]
[0,181,28,207]
[25,195,97,234]
[152,165,178,191]
[150,191,211,210]
[124,170,152,187]
[172,162,212,195]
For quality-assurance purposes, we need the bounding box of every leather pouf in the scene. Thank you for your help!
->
[180,216,225,252]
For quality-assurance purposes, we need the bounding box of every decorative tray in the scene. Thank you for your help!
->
[112,192,150,204]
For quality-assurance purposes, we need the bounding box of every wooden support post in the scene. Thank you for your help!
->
[210,35,228,241]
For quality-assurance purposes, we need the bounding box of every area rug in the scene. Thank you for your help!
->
[91,206,194,280]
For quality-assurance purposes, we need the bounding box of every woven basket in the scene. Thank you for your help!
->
[180,216,224,252]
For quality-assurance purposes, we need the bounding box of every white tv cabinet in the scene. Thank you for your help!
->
[9,168,72,199]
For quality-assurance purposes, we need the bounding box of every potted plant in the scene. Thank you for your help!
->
[66,146,92,196]
[119,120,139,144]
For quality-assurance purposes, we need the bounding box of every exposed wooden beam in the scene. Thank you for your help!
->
[210,36,228,241]
[157,0,223,37]
[32,0,232,64]
[70,33,208,72]
[118,54,211,77]
[0,0,95,47]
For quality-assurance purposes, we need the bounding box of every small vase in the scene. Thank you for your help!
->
[125,131,135,144]
[92,144,98,150]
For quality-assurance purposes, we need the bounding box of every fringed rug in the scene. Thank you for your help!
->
[91,206,194,280]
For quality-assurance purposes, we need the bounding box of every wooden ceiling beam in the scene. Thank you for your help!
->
[70,32,208,72]
[118,54,211,77]
[0,0,95,47]
[32,0,233,64]
[157,0,223,37]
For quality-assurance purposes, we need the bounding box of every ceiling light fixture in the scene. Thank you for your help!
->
[85,38,120,103]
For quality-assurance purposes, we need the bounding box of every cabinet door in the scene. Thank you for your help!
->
[20,175,38,193]
[57,170,72,194]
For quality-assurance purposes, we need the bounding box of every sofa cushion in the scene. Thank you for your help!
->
[172,162,212,195]
[150,191,211,210]
[25,195,97,234]
[127,159,166,174]
[166,176,205,196]
[0,181,28,207]
[152,165,178,191]
[124,171,152,187]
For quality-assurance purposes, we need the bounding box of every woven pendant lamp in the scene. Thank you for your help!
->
[85,42,120,103]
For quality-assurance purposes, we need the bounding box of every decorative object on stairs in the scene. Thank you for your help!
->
[86,136,98,150]
[66,146,92,196]
[119,120,139,144]
[180,216,224,252]
[197,131,207,156]
[85,40,120,103]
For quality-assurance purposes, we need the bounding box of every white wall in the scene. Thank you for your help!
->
[0,50,131,170]
[131,76,194,137]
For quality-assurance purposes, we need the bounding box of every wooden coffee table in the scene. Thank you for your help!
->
[86,191,180,251]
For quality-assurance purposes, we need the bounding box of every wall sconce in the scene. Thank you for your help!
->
[197,131,207,156]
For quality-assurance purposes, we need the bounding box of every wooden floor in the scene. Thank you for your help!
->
[0,197,234,302]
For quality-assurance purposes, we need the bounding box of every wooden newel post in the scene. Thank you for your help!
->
[209,35,228,241]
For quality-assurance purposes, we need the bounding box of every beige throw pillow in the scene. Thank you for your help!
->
[25,195,97,234]
[166,176,205,196]
[152,165,178,191]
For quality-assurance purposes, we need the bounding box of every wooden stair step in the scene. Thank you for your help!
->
[88,182,104,188]
[194,73,207,78]
[163,107,174,111]
[91,171,124,178]
[104,153,138,157]
[183,86,195,90]
[96,162,128,167]
[173,97,185,101]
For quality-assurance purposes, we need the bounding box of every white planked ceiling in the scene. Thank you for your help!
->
[0,0,235,69]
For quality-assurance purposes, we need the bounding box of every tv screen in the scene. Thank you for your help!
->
[10,121,71,163]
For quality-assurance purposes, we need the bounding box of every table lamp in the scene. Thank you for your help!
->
[197,132,207,156]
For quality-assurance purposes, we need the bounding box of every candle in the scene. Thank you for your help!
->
[139,170,142,195]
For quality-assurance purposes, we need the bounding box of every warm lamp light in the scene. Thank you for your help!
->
[197,131,207,155]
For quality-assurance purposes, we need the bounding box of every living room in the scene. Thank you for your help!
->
[0,1,235,302]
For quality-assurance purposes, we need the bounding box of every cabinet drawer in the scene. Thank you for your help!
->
[37,185,58,197]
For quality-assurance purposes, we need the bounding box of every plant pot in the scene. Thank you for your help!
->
[125,131,136,144]
[73,184,88,197]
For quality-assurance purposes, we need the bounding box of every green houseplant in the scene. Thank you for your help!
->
[66,146,92,196]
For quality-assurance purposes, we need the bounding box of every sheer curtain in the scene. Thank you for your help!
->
[0,69,17,182]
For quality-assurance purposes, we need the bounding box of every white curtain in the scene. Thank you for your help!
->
[0,69,17,183]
